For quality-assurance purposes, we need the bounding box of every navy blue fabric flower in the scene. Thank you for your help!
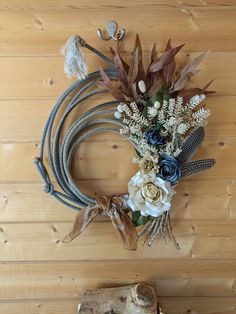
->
[157,155,181,185]
[145,130,166,146]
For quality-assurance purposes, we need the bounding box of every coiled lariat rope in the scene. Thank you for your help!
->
[34,37,138,249]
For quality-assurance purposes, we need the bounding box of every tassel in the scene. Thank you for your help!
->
[60,35,88,80]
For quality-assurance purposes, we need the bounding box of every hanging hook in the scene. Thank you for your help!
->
[97,20,125,41]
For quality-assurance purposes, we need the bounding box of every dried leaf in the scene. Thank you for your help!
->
[110,46,129,73]
[99,67,126,102]
[147,77,164,97]
[146,43,159,90]
[150,44,184,73]
[162,39,176,84]
[130,82,140,103]
[150,42,158,64]
[202,79,215,92]
[134,34,145,81]
[175,79,215,103]
[172,51,210,92]
[110,47,128,88]
[128,47,139,86]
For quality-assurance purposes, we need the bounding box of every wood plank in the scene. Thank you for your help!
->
[1,0,236,10]
[0,300,79,314]
[0,260,236,300]
[0,220,236,261]
[0,7,236,55]
[1,297,236,314]
[0,53,235,98]
[0,136,233,182]
[0,179,235,222]
[1,95,235,142]
[160,297,236,314]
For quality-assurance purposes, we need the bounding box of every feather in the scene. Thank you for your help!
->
[181,159,216,177]
[177,127,205,163]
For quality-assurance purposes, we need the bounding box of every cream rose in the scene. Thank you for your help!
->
[127,171,175,217]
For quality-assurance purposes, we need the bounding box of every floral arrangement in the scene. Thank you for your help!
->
[35,34,215,251]
[97,35,216,247]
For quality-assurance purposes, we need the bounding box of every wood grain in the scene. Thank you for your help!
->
[0,220,236,261]
[0,1,236,313]
[1,96,236,142]
[0,53,235,98]
[1,0,236,10]
[0,260,236,300]
[0,179,235,222]
[0,136,233,182]
[0,6,236,55]
[1,298,236,314]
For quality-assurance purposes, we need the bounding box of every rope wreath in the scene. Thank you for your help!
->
[35,39,139,249]
[35,35,215,250]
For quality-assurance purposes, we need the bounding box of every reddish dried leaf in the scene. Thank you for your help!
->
[150,42,158,64]
[202,79,215,92]
[146,43,159,91]
[147,77,164,97]
[130,82,140,103]
[128,47,139,86]
[111,46,129,73]
[134,34,145,81]
[173,51,210,92]
[99,67,126,102]
[162,39,176,84]
[150,44,184,73]
[110,47,128,88]
[176,86,215,103]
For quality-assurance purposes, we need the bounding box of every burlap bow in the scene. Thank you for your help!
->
[63,195,138,250]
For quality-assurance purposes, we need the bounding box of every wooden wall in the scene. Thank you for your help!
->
[0,1,236,313]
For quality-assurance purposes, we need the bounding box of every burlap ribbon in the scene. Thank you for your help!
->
[63,195,138,250]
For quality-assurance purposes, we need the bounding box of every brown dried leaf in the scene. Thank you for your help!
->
[175,83,215,103]
[110,46,129,74]
[162,39,176,84]
[150,42,158,64]
[130,82,140,103]
[128,47,139,86]
[202,79,215,92]
[110,47,128,88]
[134,34,145,81]
[99,67,126,102]
[172,51,210,92]
[147,78,164,97]
[146,42,158,89]
[150,44,184,73]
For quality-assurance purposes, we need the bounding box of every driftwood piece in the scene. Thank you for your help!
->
[78,283,164,314]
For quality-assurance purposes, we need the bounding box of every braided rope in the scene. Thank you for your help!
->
[35,43,137,212]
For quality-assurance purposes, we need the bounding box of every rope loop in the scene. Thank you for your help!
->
[34,39,138,211]
[44,183,54,195]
